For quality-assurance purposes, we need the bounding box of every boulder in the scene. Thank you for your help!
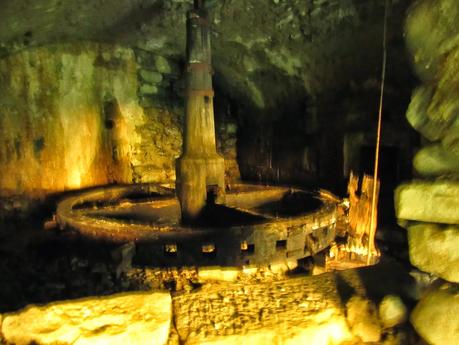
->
[395,181,459,224]
[413,144,459,176]
[140,83,159,95]
[378,295,407,328]
[1,292,171,345]
[407,223,459,283]
[411,283,459,345]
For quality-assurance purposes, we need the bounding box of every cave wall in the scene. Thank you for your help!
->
[208,0,415,190]
[0,0,416,216]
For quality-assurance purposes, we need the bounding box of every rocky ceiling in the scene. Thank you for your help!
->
[0,0,412,117]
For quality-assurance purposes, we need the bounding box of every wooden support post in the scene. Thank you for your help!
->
[176,7,225,223]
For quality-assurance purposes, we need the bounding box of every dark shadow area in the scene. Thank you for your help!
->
[252,191,322,217]
[190,204,266,227]
[353,258,418,307]
[334,273,357,306]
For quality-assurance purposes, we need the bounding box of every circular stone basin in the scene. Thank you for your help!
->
[56,183,339,266]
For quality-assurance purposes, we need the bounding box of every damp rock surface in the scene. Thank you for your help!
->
[1,291,172,345]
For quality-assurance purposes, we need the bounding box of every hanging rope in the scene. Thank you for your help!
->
[367,0,389,265]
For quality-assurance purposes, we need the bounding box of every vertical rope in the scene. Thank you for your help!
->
[367,0,389,265]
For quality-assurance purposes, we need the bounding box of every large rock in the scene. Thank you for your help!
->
[406,86,448,142]
[407,223,459,283]
[413,144,459,176]
[395,181,459,224]
[378,295,407,329]
[411,283,459,345]
[1,292,171,345]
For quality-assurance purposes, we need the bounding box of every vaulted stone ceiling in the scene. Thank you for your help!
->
[0,0,417,195]
[0,0,411,115]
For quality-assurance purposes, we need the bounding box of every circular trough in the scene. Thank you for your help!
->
[56,183,339,266]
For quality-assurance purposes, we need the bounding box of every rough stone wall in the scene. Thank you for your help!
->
[131,49,184,184]
[395,1,459,343]
[0,42,240,217]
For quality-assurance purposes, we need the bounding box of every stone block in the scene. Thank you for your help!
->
[395,181,459,224]
[140,69,163,84]
[407,223,459,283]
[140,84,159,95]
[411,283,459,345]
[414,144,459,176]
[1,292,171,345]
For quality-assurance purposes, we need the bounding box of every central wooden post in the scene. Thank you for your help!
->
[176,5,225,223]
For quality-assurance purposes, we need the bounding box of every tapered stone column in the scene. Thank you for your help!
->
[176,5,225,223]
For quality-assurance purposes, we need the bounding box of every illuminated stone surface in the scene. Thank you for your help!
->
[1,292,171,345]
[407,223,459,283]
[174,279,354,345]
[411,283,459,345]
[172,263,411,345]
[395,181,459,224]
[198,267,240,282]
